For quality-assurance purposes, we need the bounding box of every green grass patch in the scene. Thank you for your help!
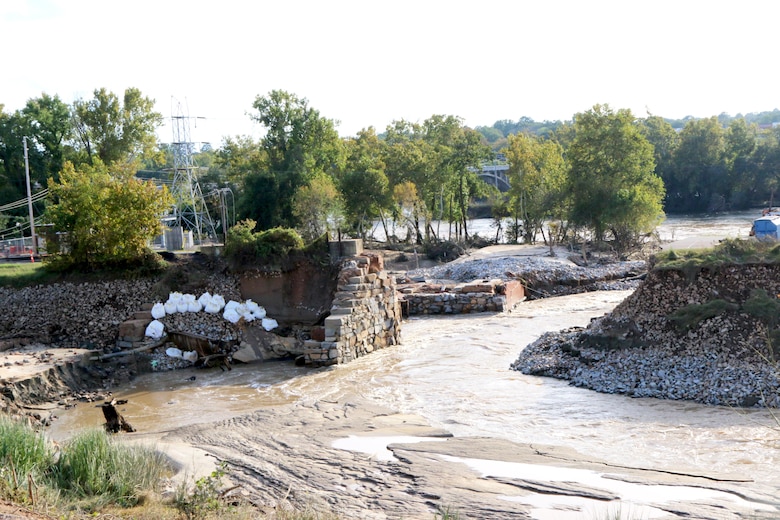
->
[668,299,739,332]
[53,429,170,508]
[0,262,58,288]
[653,238,780,275]
[0,249,168,289]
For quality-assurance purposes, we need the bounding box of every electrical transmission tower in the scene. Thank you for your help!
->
[170,99,216,244]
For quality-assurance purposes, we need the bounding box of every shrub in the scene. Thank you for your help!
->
[224,220,308,270]
[424,240,465,262]
[174,461,231,520]
[46,160,173,270]
[255,227,305,258]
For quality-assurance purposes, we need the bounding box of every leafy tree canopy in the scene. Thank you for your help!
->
[567,104,664,252]
[71,87,163,166]
[46,159,173,269]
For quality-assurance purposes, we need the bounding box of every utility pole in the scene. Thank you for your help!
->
[22,137,37,255]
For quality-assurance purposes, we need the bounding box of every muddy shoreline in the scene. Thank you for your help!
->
[162,392,778,519]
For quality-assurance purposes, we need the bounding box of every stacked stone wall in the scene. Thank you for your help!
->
[401,280,525,315]
[305,253,402,366]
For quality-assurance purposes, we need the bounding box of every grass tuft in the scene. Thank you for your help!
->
[52,429,170,508]
[667,299,740,332]
[0,417,53,501]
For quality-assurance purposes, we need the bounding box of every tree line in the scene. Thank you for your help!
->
[0,86,778,267]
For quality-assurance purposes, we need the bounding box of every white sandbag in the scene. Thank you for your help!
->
[151,302,166,319]
[182,293,196,303]
[242,310,256,322]
[176,301,189,314]
[164,300,178,315]
[223,307,241,324]
[166,347,183,358]
[167,291,183,304]
[182,351,198,363]
[245,299,259,312]
[204,300,222,314]
[224,300,241,312]
[145,319,165,339]
[211,294,226,311]
[187,300,202,313]
[261,317,278,331]
[252,306,267,320]
[198,292,212,306]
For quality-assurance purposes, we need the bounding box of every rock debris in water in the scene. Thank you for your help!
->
[406,254,646,296]
[512,264,780,408]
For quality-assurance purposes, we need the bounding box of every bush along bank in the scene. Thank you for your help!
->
[512,260,780,408]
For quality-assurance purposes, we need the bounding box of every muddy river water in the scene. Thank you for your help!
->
[47,210,780,518]
[49,291,780,516]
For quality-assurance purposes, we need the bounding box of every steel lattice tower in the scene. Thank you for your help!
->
[170,100,215,243]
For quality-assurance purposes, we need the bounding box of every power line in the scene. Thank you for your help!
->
[0,189,48,212]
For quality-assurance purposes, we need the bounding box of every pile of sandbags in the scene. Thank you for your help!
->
[145,291,279,342]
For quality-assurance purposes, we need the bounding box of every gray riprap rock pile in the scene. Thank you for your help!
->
[0,279,159,349]
[513,264,780,407]
[0,261,242,351]
[407,254,645,297]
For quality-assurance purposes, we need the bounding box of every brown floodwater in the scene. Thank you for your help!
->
[49,289,780,494]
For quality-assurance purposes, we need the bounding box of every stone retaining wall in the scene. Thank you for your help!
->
[401,280,525,315]
[305,253,402,366]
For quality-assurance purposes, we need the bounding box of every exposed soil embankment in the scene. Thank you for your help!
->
[513,263,780,407]
[0,252,333,416]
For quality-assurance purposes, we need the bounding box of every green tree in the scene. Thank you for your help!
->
[340,168,390,239]
[71,87,163,166]
[724,118,758,208]
[21,93,73,183]
[671,116,726,212]
[504,133,567,244]
[238,171,281,231]
[431,120,492,241]
[249,90,345,227]
[343,127,386,176]
[382,116,491,242]
[382,120,433,243]
[567,104,664,256]
[292,172,343,242]
[0,106,29,204]
[215,135,266,187]
[46,160,173,267]
[753,127,780,208]
[392,180,425,243]
[340,128,391,239]
[638,114,679,206]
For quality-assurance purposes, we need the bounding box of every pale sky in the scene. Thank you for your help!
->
[2,0,778,148]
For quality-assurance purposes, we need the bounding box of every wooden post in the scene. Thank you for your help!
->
[100,399,135,433]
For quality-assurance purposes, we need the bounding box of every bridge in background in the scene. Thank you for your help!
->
[478,163,510,192]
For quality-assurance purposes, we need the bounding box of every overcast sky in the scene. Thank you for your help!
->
[2,0,778,147]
